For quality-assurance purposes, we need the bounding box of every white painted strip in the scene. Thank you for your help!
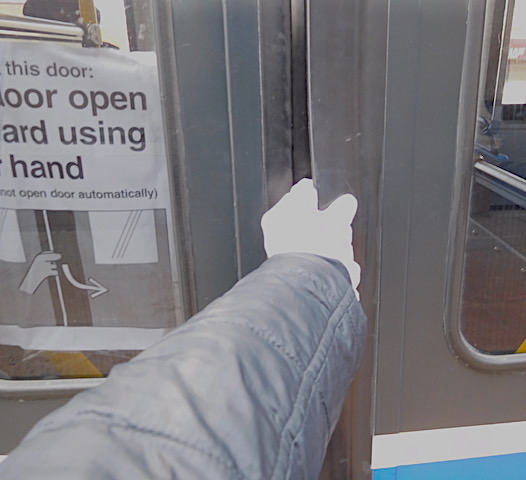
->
[0,325,168,351]
[0,455,6,463]
[372,421,526,469]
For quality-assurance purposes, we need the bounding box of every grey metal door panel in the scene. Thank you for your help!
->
[376,0,471,434]
[259,1,295,209]
[306,1,388,478]
[376,0,526,437]
[168,0,293,309]
[307,0,359,208]
[169,0,241,309]
[224,0,288,277]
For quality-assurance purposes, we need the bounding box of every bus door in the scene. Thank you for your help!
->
[371,0,526,478]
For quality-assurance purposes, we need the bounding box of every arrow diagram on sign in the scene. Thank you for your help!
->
[62,264,109,299]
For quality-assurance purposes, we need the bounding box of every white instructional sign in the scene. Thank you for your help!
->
[0,42,177,352]
[0,42,170,211]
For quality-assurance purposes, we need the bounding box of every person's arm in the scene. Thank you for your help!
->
[0,253,365,479]
[1,179,365,479]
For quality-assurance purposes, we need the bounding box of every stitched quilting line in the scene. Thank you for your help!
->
[297,272,336,303]
[270,287,357,479]
[318,391,331,435]
[282,293,363,478]
[192,318,306,373]
[37,409,247,480]
[186,267,350,376]
[232,259,344,310]
[106,311,313,390]
[126,314,306,375]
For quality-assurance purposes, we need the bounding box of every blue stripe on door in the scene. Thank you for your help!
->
[373,452,526,480]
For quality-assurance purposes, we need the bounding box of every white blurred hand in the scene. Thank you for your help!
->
[261,179,360,291]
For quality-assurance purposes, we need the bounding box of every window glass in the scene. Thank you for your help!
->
[461,0,526,355]
[0,1,181,380]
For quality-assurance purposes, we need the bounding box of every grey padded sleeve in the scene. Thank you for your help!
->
[0,253,366,480]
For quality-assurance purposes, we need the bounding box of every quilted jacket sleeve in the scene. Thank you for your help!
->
[0,253,366,480]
